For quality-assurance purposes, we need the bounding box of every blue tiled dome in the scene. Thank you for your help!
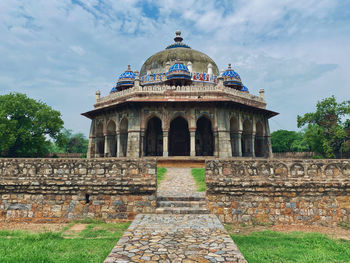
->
[222,64,242,87]
[241,85,249,92]
[116,65,136,89]
[168,63,189,73]
[110,87,117,93]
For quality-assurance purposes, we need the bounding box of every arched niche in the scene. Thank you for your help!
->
[145,117,163,156]
[242,119,252,157]
[120,118,128,157]
[107,120,117,157]
[195,116,214,156]
[169,116,190,156]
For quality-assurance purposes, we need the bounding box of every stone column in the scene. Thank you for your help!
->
[140,131,145,157]
[218,130,231,158]
[251,133,256,158]
[214,131,219,157]
[163,131,168,157]
[104,134,109,157]
[265,118,273,158]
[116,132,121,157]
[126,131,140,158]
[190,131,196,157]
[237,132,242,157]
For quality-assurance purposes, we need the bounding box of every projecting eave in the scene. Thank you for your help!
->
[81,99,278,119]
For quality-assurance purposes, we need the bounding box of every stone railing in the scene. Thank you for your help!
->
[95,84,265,108]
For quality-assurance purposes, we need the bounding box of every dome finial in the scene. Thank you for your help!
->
[174,30,183,42]
[228,63,232,69]
[127,65,131,71]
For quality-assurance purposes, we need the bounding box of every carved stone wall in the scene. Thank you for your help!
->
[206,159,350,225]
[0,158,156,222]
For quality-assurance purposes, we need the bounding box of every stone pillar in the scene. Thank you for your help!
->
[251,132,256,158]
[190,131,196,156]
[104,134,109,157]
[218,130,231,158]
[126,131,140,158]
[237,132,242,157]
[140,131,145,157]
[264,118,273,158]
[116,132,121,157]
[214,131,219,157]
[163,131,168,157]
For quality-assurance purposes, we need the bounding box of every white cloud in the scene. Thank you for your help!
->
[0,0,349,136]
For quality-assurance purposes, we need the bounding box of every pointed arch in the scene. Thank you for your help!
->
[120,118,128,157]
[230,116,239,156]
[107,120,117,157]
[242,119,253,157]
[145,117,163,156]
[255,121,265,157]
[95,121,104,157]
[195,116,214,156]
[169,116,190,156]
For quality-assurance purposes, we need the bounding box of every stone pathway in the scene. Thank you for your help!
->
[104,167,247,263]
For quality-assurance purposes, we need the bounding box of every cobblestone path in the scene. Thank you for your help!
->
[104,168,247,263]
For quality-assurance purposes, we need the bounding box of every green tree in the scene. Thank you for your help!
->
[297,96,350,158]
[271,130,308,152]
[55,128,88,153]
[0,93,64,157]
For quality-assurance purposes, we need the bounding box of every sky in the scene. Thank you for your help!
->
[0,0,349,136]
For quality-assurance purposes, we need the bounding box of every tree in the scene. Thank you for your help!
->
[271,130,308,152]
[55,128,88,153]
[297,96,350,158]
[0,93,64,157]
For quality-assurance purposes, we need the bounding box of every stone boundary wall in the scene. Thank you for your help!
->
[206,159,350,225]
[0,158,157,222]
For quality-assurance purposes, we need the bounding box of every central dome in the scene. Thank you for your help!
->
[140,31,219,77]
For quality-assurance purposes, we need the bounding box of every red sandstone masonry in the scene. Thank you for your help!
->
[0,158,157,222]
[205,159,350,226]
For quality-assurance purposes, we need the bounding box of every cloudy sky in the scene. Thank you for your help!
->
[0,0,349,136]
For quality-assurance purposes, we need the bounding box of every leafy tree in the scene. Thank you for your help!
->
[297,96,350,158]
[271,130,308,152]
[55,128,88,153]
[0,93,64,157]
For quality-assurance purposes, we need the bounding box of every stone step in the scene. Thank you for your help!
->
[155,207,210,214]
[157,200,206,208]
[157,196,206,202]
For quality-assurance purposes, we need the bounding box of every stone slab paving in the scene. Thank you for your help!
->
[157,167,205,198]
[104,214,247,263]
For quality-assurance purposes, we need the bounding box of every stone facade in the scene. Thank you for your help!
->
[206,159,350,225]
[0,158,156,222]
[84,85,276,159]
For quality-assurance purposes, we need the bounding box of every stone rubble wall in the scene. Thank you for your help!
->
[0,158,157,222]
[206,159,350,225]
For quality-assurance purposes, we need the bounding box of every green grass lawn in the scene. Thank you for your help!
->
[0,220,130,263]
[191,168,206,192]
[157,166,167,185]
[231,230,350,263]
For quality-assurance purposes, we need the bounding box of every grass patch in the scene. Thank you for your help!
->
[191,168,206,192]
[232,230,350,263]
[0,221,130,263]
[157,167,167,185]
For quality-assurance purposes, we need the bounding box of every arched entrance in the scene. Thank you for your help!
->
[120,118,128,157]
[169,116,190,156]
[145,117,163,156]
[242,119,252,157]
[255,121,264,157]
[230,116,239,156]
[95,122,104,157]
[195,116,214,156]
[107,120,117,157]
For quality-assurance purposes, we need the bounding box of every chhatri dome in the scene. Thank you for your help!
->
[83,31,278,159]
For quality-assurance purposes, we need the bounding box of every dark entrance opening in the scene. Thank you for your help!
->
[145,117,163,156]
[195,116,214,156]
[169,116,190,156]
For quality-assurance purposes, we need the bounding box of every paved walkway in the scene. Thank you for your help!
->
[104,168,247,263]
